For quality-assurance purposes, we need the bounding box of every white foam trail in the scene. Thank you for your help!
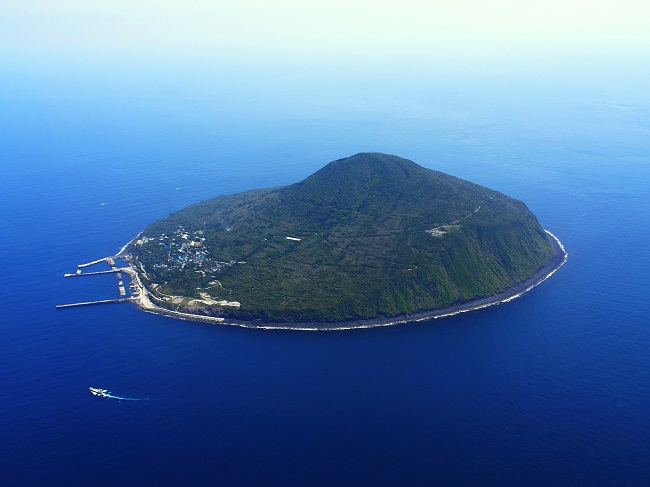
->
[89,387,156,401]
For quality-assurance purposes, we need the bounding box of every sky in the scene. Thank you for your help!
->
[1,1,648,133]
[2,1,648,67]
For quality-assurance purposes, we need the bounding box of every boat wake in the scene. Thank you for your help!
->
[89,387,156,401]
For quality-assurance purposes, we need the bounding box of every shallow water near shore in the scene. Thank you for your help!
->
[2,84,650,485]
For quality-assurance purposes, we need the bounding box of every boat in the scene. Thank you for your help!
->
[89,387,110,397]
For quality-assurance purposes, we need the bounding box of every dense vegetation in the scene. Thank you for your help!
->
[130,153,557,323]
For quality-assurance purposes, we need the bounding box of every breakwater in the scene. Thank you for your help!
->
[58,256,131,309]
[56,298,131,309]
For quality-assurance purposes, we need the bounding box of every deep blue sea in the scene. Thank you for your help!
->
[2,76,650,485]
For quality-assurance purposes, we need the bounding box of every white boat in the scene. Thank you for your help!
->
[89,387,110,397]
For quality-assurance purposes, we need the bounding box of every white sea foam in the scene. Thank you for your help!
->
[116,232,142,256]
[89,387,155,401]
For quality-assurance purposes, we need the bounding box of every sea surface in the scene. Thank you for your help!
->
[2,79,650,485]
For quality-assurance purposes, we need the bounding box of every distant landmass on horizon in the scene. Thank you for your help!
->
[125,153,566,329]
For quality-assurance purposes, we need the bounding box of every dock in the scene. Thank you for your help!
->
[56,298,131,309]
[64,269,121,277]
[118,279,126,297]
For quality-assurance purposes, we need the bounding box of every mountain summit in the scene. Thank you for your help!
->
[129,153,563,326]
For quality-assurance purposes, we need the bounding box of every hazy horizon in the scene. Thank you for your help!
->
[3,1,649,105]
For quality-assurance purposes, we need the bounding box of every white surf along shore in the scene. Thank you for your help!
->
[105,229,568,331]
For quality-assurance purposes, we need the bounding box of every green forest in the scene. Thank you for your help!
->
[130,153,558,323]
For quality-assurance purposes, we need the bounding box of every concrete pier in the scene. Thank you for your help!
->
[78,257,110,268]
[56,298,131,309]
[64,269,121,277]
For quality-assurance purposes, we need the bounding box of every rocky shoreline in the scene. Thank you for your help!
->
[125,230,568,331]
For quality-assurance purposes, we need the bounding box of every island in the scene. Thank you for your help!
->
[121,153,566,330]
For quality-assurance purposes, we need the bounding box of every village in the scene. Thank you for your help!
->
[135,225,207,266]
[132,225,240,274]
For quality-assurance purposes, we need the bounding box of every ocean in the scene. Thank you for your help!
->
[2,73,650,485]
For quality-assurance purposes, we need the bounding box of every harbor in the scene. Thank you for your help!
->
[58,256,132,309]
